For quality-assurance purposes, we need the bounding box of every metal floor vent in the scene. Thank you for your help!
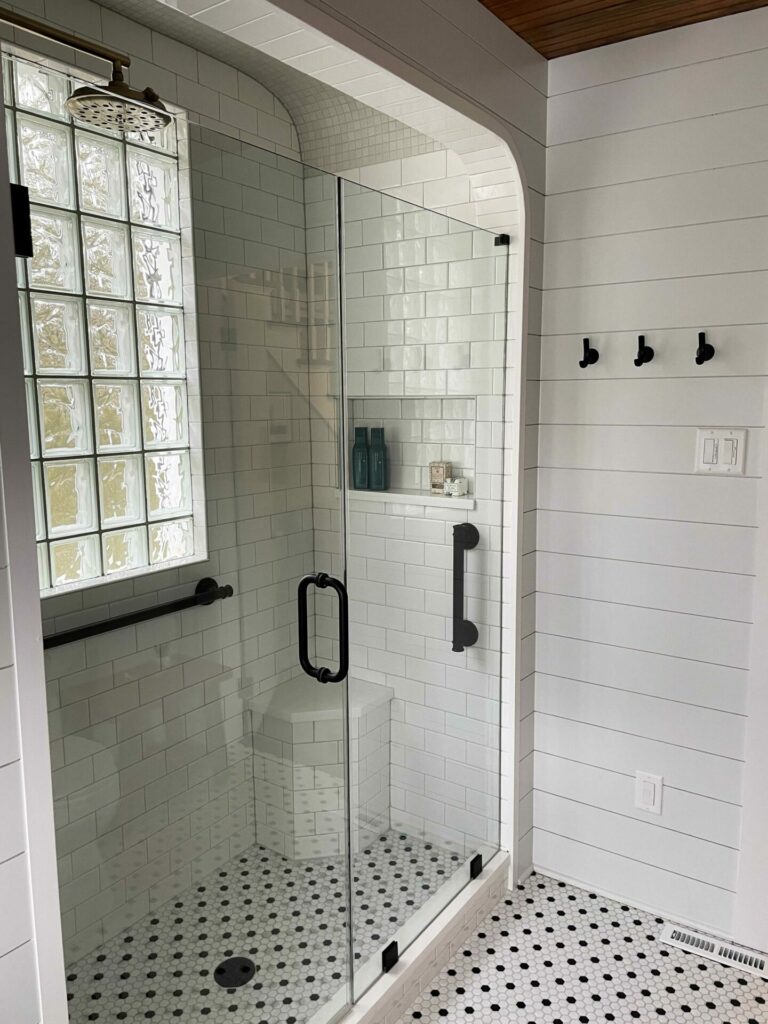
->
[660,923,767,978]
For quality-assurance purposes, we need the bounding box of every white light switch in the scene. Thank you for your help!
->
[635,771,663,814]
[695,429,746,474]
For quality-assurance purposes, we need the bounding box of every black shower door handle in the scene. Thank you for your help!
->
[452,523,480,652]
[297,572,349,683]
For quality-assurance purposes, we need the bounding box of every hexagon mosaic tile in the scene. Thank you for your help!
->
[65,829,461,1023]
[395,873,768,1024]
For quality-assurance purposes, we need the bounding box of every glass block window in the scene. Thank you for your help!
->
[4,50,205,595]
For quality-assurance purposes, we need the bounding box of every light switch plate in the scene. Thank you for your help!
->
[695,428,746,474]
[635,771,663,814]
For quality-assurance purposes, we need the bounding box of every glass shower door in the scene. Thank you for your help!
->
[340,180,509,997]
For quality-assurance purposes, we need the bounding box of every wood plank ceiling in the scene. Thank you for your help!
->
[477,0,768,58]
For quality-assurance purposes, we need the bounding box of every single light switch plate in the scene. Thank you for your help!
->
[635,771,663,814]
[695,428,746,474]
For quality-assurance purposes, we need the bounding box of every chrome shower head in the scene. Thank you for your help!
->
[65,63,171,132]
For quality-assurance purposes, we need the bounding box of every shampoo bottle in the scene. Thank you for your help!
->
[352,426,369,489]
[369,427,388,491]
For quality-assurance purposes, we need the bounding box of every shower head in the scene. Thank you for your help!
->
[66,64,172,132]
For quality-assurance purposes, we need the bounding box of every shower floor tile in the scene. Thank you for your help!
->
[395,872,768,1024]
[65,829,462,1024]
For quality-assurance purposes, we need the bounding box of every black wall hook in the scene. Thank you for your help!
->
[634,335,654,367]
[579,337,599,368]
[695,331,715,365]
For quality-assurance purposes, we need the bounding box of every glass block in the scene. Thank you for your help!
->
[76,132,126,218]
[149,517,193,564]
[49,534,101,587]
[141,382,187,449]
[5,110,16,184]
[126,122,177,156]
[103,526,147,574]
[145,450,191,520]
[127,148,179,230]
[87,301,136,376]
[82,218,131,299]
[31,462,45,540]
[29,208,79,292]
[17,115,74,207]
[132,228,182,305]
[37,543,50,591]
[3,55,13,107]
[98,455,144,527]
[93,381,140,452]
[18,294,32,376]
[14,60,69,120]
[136,306,185,376]
[16,256,26,288]
[44,459,97,538]
[38,379,92,456]
[25,380,39,458]
[30,294,87,375]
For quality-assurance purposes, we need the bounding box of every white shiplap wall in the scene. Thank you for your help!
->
[533,9,768,936]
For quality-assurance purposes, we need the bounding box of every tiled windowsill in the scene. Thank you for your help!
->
[348,487,475,510]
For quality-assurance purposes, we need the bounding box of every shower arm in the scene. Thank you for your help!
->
[0,6,130,80]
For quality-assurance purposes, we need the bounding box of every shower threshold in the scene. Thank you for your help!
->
[65,830,461,1024]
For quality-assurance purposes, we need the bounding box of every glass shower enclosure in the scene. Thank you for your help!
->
[15,48,510,1024]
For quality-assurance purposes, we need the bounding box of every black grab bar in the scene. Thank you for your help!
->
[43,577,234,650]
[452,523,479,653]
[297,572,349,683]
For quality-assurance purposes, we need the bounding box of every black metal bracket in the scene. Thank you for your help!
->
[579,337,599,368]
[452,523,479,653]
[382,940,399,973]
[469,853,483,880]
[695,331,715,365]
[43,577,234,650]
[634,334,654,367]
[297,572,349,684]
[494,233,510,246]
[10,184,32,257]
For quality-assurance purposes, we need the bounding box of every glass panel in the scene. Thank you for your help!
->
[37,542,49,590]
[148,516,192,562]
[31,462,45,540]
[131,227,182,304]
[102,525,148,574]
[17,114,74,207]
[43,459,97,537]
[97,454,144,527]
[29,208,79,292]
[14,59,68,120]
[87,301,136,375]
[49,533,100,585]
[144,449,191,519]
[25,379,39,458]
[136,306,185,376]
[37,379,92,455]
[127,147,179,229]
[19,294,32,375]
[140,381,187,448]
[93,380,140,452]
[82,217,132,298]
[30,294,87,375]
[76,132,126,218]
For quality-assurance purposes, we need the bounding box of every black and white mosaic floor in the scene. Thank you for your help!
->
[396,872,768,1024]
[65,830,461,1024]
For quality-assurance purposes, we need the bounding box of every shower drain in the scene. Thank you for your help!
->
[214,957,256,988]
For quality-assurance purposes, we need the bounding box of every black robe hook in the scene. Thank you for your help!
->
[634,335,654,367]
[579,337,599,368]
[695,332,715,365]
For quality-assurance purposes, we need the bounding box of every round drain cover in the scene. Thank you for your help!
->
[214,957,256,988]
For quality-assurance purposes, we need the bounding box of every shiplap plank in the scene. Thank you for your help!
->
[535,673,745,759]
[544,218,768,289]
[533,751,741,848]
[536,592,751,667]
[539,424,763,476]
[536,551,752,623]
[0,941,39,1024]
[534,713,743,804]
[537,468,758,527]
[0,854,33,957]
[538,377,765,426]
[534,791,737,889]
[535,633,748,715]
[0,763,25,866]
[537,510,755,577]
[533,830,734,933]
